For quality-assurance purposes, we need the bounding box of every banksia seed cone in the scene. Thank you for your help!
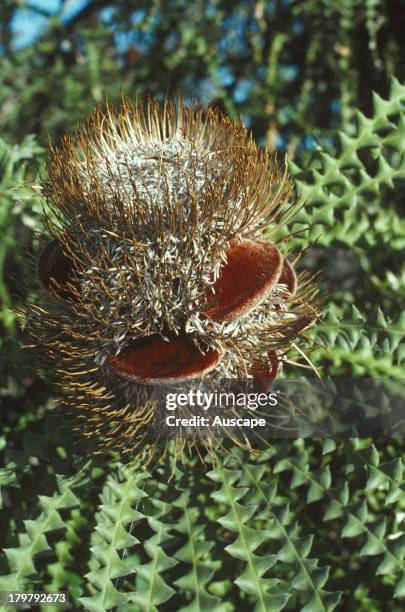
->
[27,97,318,456]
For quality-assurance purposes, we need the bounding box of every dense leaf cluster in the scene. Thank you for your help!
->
[0,433,403,610]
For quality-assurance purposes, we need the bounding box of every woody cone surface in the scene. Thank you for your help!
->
[28,97,318,457]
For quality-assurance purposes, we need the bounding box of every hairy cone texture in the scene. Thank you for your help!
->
[27,97,318,458]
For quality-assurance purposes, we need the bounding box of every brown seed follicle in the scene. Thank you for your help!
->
[203,239,284,322]
[279,259,297,296]
[251,349,281,392]
[109,333,224,383]
[37,239,75,300]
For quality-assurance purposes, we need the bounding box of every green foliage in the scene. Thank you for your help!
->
[289,77,405,249]
[0,474,80,592]
[284,77,405,377]
[172,484,222,611]
[208,462,293,611]
[308,304,405,377]
[0,1,404,148]
[80,467,148,611]
[273,440,405,597]
[0,438,404,610]
[0,135,43,334]
[130,495,176,611]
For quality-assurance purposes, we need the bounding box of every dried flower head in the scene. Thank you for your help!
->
[27,97,318,459]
